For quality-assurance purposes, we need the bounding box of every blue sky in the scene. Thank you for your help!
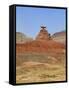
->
[16,6,66,38]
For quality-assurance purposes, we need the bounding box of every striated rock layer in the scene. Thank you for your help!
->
[36,26,51,41]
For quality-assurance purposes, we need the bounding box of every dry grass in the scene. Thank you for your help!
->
[16,52,66,83]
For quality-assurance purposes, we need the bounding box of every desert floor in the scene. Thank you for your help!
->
[16,52,66,83]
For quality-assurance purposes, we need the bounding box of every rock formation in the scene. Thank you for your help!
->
[36,26,51,40]
[52,31,66,44]
[16,32,33,43]
[16,26,65,53]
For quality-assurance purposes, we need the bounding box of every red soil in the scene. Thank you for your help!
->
[16,40,65,53]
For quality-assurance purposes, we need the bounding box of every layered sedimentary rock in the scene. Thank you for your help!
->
[16,32,33,43]
[36,26,51,40]
[52,31,66,44]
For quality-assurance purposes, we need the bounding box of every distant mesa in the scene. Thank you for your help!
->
[16,32,33,43]
[52,31,66,44]
[52,31,65,37]
[36,26,51,41]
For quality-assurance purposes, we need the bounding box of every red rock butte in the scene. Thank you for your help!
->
[36,26,51,41]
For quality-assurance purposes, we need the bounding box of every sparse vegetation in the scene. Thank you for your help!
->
[16,52,66,83]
